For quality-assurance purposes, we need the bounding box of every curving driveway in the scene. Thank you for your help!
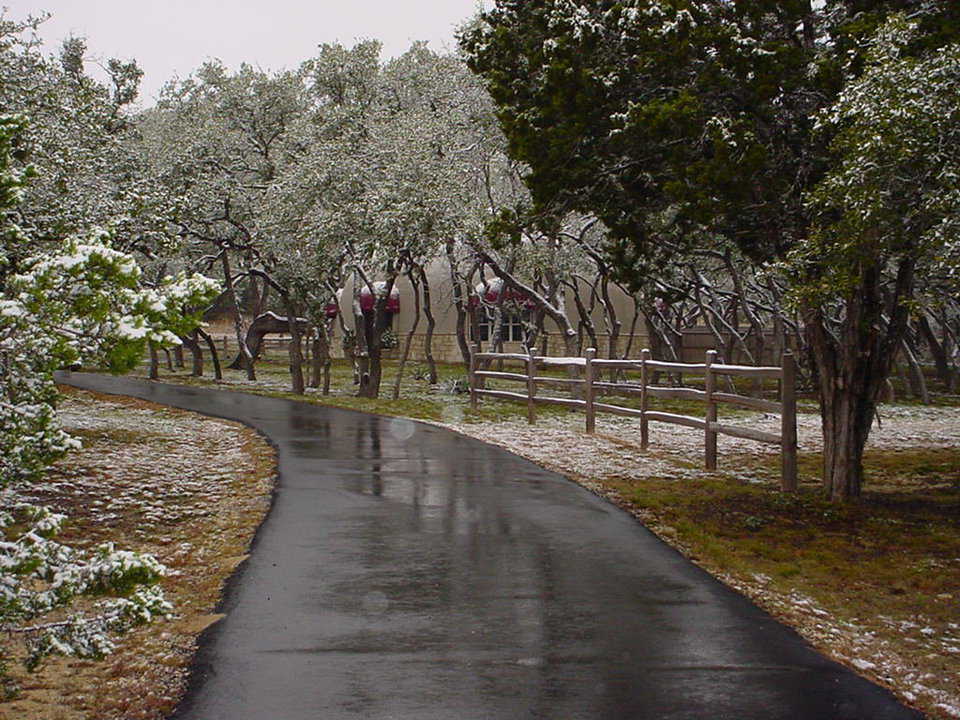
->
[58,372,921,720]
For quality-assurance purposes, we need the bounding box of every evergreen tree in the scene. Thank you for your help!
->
[461,0,960,500]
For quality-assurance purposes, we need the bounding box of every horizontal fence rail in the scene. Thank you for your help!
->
[469,348,798,491]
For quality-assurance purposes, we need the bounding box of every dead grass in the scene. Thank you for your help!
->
[0,388,277,720]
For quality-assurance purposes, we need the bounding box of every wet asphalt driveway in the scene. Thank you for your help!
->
[59,373,921,720]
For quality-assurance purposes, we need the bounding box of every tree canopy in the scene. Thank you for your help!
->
[0,16,218,689]
[460,0,960,500]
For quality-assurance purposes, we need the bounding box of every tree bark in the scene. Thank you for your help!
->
[917,312,956,392]
[600,276,622,381]
[360,309,383,398]
[475,247,581,387]
[804,258,915,501]
[393,271,421,400]
[148,344,159,380]
[182,332,203,376]
[623,298,641,359]
[221,249,255,380]
[197,328,223,381]
[417,264,438,383]
[310,318,333,395]
[446,240,472,367]
[283,297,305,395]
[352,271,371,393]
[228,312,310,369]
[355,271,397,399]
[569,277,598,355]
[252,275,271,317]
[899,336,930,404]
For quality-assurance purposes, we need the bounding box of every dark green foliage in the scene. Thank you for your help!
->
[462,0,960,500]
[461,1,960,287]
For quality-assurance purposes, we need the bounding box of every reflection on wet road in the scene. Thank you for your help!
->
[58,373,920,720]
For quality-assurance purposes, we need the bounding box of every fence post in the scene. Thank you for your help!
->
[781,351,798,492]
[585,348,596,434]
[640,348,650,450]
[526,351,537,425]
[705,350,718,471]
[222,335,228,353]
[469,351,478,411]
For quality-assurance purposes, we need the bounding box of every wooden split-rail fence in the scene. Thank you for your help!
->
[469,348,799,491]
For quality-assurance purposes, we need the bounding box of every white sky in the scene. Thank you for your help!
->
[11,1,488,105]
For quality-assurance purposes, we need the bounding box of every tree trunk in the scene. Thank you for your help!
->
[899,337,930,404]
[356,274,396,399]
[340,310,359,386]
[476,248,581,389]
[917,312,956,392]
[352,272,371,393]
[804,259,915,501]
[722,250,765,393]
[569,280,599,354]
[173,345,185,369]
[197,328,223,381]
[148,344,159,380]
[283,297,305,395]
[602,283,621,381]
[252,275,271,317]
[221,249,255,380]
[321,329,333,396]
[183,332,203,376]
[360,308,384,399]
[446,240,472,367]
[228,312,310,369]
[417,264,438,384]
[623,298,641,359]
[490,306,505,360]
[819,381,872,502]
[393,271,421,400]
[310,319,333,395]
[310,331,321,390]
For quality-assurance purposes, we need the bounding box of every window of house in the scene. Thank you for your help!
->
[475,309,526,343]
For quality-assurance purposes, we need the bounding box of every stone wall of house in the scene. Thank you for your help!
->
[210,326,778,367]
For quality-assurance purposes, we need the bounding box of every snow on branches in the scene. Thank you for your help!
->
[801,14,960,300]
[0,232,217,684]
[0,104,218,688]
[0,502,171,674]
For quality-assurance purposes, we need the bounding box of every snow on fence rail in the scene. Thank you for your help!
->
[469,348,798,491]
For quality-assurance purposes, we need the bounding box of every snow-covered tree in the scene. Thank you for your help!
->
[141,61,308,381]
[0,19,175,265]
[0,21,219,691]
[798,14,960,498]
[267,41,520,397]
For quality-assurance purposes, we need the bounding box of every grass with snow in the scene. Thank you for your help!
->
[1,388,276,720]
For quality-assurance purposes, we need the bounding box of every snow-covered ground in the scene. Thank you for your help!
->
[64,370,960,718]
[5,390,275,720]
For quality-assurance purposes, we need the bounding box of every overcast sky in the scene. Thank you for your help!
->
[13,1,488,105]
